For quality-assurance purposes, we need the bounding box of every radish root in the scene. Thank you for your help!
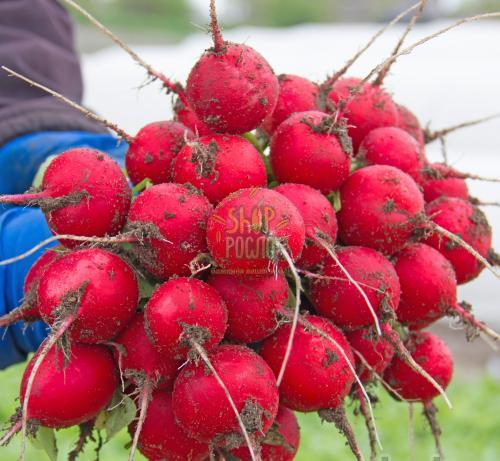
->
[385,333,452,410]
[408,403,416,461]
[128,379,153,461]
[321,1,421,90]
[188,339,260,461]
[318,405,365,461]
[0,234,139,267]
[209,0,225,52]
[270,238,302,387]
[432,223,500,281]
[314,236,382,336]
[373,0,428,86]
[2,66,133,143]
[422,401,444,459]
[450,302,500,342]
[60,0,189,106]
[425,113,500,143]
[356,388,378,461]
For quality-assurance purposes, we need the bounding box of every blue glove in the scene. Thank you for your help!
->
[0,131,127,368]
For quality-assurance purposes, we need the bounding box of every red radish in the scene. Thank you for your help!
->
[174,97,214,136]
[424,197,492,284]
[270,110,352,194]
[115,313,183,461]
[171,135,267,204]
[172,344,279,445]
[326,77,398,152]
[396,104,425,146]
[393,243,457,327]
[384,331,453,402]
[129,391,209,461]
[0,249,58,327]
[310,246,401,330]
[114,313,180,390]
[20,343,117,428]
[125,121,193,185]
[185,2,279,134]
[207,271,288,343]
[337,165,425,255]
[260,315,354,412]
[0,149,130,246]
[37,248,139,343]
[127,183,212,280]
[358,126,427,182]
[346,325,395,382]
[145,277,227,360]
[421,163,469,202]
[206,187,305,272]
[261,74,319,135]
[274,183,338,269]
[230,406,300,461]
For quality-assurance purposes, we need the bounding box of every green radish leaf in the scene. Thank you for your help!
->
[138,276,156,300]
[98,393,137,442]
[29,426,58,461]
[32,155,58,189]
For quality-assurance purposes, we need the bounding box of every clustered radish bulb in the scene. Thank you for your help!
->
[1,1,498,460]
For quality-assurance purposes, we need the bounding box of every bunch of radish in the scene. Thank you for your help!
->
[1,1,500,460]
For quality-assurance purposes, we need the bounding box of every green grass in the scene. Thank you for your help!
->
[1,362,499,460]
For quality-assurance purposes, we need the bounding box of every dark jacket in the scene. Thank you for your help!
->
[0,0,106,146]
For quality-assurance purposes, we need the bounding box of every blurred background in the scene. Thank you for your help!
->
[73,0,499,51]
[2,0,500,460]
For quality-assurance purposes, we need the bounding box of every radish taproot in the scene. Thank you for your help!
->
[358,126,427,182]
[172,344,279,446]
[261,74,319,135]
[129,391,209,461]
[310,246,401,330]
[207,271,288,343]
[384,331,453,402]
[270,111,352,194]
[206,187,305,272]
[274,183,338,269]
[396,104,425,146]
[125,120,193,185]
[424,197,492,284]
[230,406,300,461]
[346,325,395,382]
[325,77,399,152]
[37,248,139,343]
[20,343,117,428]
[171,134,267,204]
[337,165,425,255]
[145,277,228,360]
[185,1,279,134]
[0,149,131,246]
[127,183,212,280]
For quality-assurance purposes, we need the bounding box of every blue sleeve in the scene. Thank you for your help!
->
[0,131,127,368]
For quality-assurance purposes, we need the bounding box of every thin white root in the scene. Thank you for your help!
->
[2,67,132,142]
[373,0,427,86]
[425,112,500,143]
[128,380,153,461]
[297,316,382,451]
[60,0,189,106]
[362,12,500,86]
[351,348,410,403]
[433,224,500,281]
[0,234,137,267]
[20,315,75,461]
[323,1,421,88]
[387,334,453,410]
[314,237,382,336]
[189,341,259,461]
[272,239,302,387]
